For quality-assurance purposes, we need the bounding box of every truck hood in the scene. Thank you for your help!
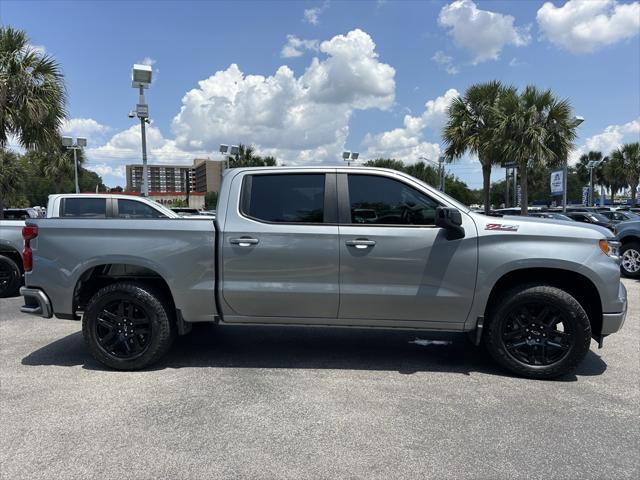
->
[470,213,613,240]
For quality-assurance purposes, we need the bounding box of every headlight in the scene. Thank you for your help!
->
[599,239,620,257]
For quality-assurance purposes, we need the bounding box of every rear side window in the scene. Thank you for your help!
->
[118,199,164,219]
[61,198,106,218]
[242,174,325,223]
[347,174,439,225]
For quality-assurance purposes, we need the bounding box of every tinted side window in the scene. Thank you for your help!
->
[347,175,438,225]
[118,199,164,219]
[62,198,106,218]
[243,174,325,223]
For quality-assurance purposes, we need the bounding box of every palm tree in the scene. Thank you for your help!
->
[621,142,640,205]
[37,139,86,193]
[443,81,512,214]
[228,144,276,167]
[603,150,626,205]
[495,86,578,215]
[0,26,67,150]
[576,151,604,204]
[0,149,24,218]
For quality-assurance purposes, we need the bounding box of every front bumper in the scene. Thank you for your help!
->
[20,287,53,318]
[601,282,627,336]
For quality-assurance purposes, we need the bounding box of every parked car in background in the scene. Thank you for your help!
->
[19,166,627,379]
[614,219,640,278]
[564,211,615,231]
[600,210,639,223]
[170,207,201,216]
[528,212,574,221]
[47,194,179,219]
[0,219,25,297]
[2,208,41,220]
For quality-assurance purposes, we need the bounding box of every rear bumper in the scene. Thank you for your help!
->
[601,282,627,335]
[20,287,53,318]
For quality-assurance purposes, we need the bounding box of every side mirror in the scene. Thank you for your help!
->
[435,207,465,240]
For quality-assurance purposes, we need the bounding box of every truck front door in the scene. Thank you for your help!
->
[337,173,478,327]
[221,172,340,320]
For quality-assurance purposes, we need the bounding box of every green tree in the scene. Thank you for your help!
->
[205,191,218,210]
[621,142,640,205]
[443,81,513,214]
[496,86,578,215]
[0,26,66,150]
[575,151,604,186]
[228,144,277,167]
[0,149,24,217]
[603,150,626,204]
[39,140,86,193]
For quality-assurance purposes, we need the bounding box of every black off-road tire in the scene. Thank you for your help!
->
[484,284,591,380]
[82,282,175,370]
[0,255,22,298]
[620,241,640,279]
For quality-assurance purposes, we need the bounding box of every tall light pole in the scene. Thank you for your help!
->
[342,151,359,166]
[131,64,152,196]
[562,115,584,212]
[61,136,87,193]
[587,159,603,206]
[418,156,446,192]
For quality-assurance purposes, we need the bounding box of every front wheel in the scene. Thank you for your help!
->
[620,242,640,278]
[484,285,591,379]
[82,282,175,370]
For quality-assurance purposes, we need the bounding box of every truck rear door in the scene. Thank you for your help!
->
[221,171,339,320]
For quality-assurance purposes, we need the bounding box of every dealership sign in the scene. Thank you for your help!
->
[550,169,564,196]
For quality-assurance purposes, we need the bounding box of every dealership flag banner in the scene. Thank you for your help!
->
[550,169,564,196]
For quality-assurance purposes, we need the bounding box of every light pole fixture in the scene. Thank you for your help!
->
[419,155,446,192]
[587,159,603,207]
[131,64,152,196]
[61,136,87,194]
[343,151,359,166]
[562,115,585,212]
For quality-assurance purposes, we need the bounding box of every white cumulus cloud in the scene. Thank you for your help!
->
[363,89,459,163]
[569,118,640,164]
[304,1,329,25]
[537,0,640,53]
[171,29,395,165]
[281,35,319,58]
[432,50,460,75]
[438,0,530,64]
[61,118,110,142]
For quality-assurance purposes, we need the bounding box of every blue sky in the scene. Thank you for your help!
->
[2,0,639,188]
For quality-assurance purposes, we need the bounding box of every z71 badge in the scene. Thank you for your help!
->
[485,223,519,232]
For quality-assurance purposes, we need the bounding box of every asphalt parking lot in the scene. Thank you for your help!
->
[1,279,638,480]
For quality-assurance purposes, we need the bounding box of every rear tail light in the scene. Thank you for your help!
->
[22,225,38,272]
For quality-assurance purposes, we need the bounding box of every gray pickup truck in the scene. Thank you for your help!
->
[19,167,627,378]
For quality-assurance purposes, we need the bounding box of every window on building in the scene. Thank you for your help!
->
[242,174,325,223]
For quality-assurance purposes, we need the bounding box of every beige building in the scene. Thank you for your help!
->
[126,158,224,194]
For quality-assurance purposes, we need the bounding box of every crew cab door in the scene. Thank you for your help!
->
[221,172,340,320]
[337,172,478,327]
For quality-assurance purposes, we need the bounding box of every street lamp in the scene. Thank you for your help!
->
[61,136,87,193]
[419,155,446,192]
[562,115,585,212]
[587,159,603,207]
[219,144,239,185]
[131,64,152,196]
[342,151,359,166]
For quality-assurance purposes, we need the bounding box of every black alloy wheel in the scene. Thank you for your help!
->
[95,299,153,360]
[501,303,573,367]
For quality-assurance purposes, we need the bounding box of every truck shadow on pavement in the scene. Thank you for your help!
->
[21,324,608,381]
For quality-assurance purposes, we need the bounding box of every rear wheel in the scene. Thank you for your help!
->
[82,282,175,370]
[620,242,640,278]
[0,255,21,298]
[484,284,591,379]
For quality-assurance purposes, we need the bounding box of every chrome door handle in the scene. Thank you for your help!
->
[345,239,376,249]
[229,237,259,247]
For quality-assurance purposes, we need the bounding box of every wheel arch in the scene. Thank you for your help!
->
[484,267,603,337]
